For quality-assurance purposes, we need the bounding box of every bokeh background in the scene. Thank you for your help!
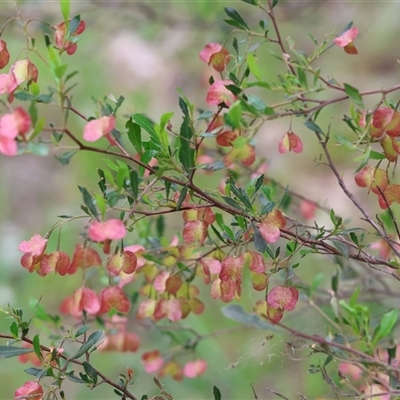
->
[2,1,400,399]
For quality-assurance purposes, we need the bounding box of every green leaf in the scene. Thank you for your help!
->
[335,135,355,150]
[354,145,371,173]
[224,19,246,31]
[54,64,68,80]
[126,119,142,154]
[30,117,46,141]
[68,14,81,36]
[253,225,267,253]
[178,116,195,173]
[78,186,98,218]
[14,91,35,101]
[272,0,279,8]
[179,97,189,117]
[70,330,104,360]
[55,150,78,165]
[304,119,325,136]
[224,101,242,129]
[221,304,279,331]
[10,322,18,338]
[75,325,90,338]
[156,215,165,237]
[24,367,46,378]
[0,346,34,358]
[373,309,398,345]
[297,67,308,89]
[213,386,222,400]
[246,53,261,81]
[60,0,70,22]
[323,355,333,367]
[331,267,339,293]
[222,196,244,211]
[94,194,106,219]
[227,176,253,210]
[66,371,86,384]
[32,334,42,360]
[132,113,162,151]
[176,187,188,210]
[27,142,49,156]
[83,361,98,385]
[330,240,349,259]
[344,83,364,109]
[130,169,139,200]
[369,150,385,160]
[224,7,249,30]
[349,287,361,307]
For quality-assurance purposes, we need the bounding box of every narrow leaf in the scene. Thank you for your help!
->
[55,150,78,165]
[78,186,98,218]
[70,330,103,360]
[83,361,98,384]
[130,169,139,200]
[60,0,70,22]
[213,386,222,400]
[32,334,42,360]
[178,116,195,173]
[126,119,142,154]
[75,325,90,338]
[224,7,249,30]
[374,309,398,344]
[331,240,349,259]
[344,83,364,108]
[0,346,34,358]
[246,53,262,81]
[304,119,325,136]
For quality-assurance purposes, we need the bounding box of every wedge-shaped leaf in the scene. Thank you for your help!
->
[225,101,242,129]
[126,119,142,154]
[66,370,86,383]
[330,240,349,259]
[344,83,364,108]
[83,361,98,384]
[179,116,195,173]
[70,330,103,360]
[0,346,34,358]
[246,53,261,81]
[373,309,398,345]
[68,14,81,36]
[32,334,42,360]
[78,186,98,218]
[179,97,189,117]
[24,367,47,378]
[132,113,162,151]
[304,119,325,136]
[227,176,253,210]
[55,150,78,165]
[130,169,139,200]
[75,325,90,338]
[224,7,249,30]
[60,0,70,22]
[253,225,267,253]
[214,386,222,400]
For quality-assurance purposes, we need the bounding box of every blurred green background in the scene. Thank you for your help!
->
[2,1,400,399]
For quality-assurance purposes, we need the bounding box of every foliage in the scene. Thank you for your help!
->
[1,0,400,399]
